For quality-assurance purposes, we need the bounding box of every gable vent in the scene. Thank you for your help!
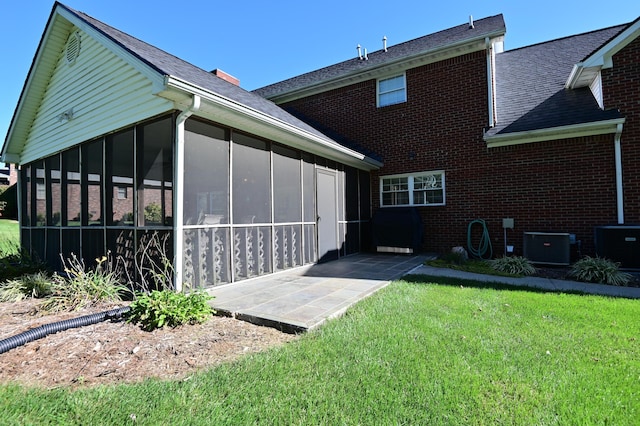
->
[65,32,81,65]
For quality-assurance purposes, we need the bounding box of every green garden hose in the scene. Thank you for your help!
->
[467,219,493,259]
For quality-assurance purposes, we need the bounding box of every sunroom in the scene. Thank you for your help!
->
[1,3,380,291]
[18,113,376,289]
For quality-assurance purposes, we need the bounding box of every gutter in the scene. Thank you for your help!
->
[164,76,382,170]
[173,94,201,292]
[483,118,626,148]
[263,29,506,103]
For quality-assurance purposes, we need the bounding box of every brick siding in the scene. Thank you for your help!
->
[282,47,637,257]
[603,36,640,225]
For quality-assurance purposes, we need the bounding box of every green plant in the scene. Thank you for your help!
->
[0,271,52,302]
[127,290,215,331]
[568,256,632,286]
[41,253,130,312]
[134,231,175,292]
[144,202,162,224]
[490,256,537,276]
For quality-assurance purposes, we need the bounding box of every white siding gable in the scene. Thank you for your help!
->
[21,27,173,164]
[589,72,604,109]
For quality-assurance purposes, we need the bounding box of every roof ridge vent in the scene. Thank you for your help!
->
[469,15,474,29]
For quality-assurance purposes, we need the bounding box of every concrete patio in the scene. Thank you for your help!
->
[208,253,428,333]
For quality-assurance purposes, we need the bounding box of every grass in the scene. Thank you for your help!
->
[0,219,19,256]
[1,275,638,424]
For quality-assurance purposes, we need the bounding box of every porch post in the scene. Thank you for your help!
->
[174,95,200,292]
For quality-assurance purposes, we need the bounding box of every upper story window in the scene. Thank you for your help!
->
[381,171,445,207]
[378,74,406,107]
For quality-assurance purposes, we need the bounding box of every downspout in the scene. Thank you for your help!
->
[614,123,624,224]
[174,95,201,292]
[486,37,495,128]
[16,164,22,248]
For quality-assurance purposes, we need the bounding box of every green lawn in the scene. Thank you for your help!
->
[0,219,19,256]
[1,275,638,424]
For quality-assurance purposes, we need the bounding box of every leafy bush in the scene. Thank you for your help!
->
[41,253,130,312]
[490,256,537,276]
[568,256,632,286]
[0,184,18,219]
[0,271,52,302]
[127,290,215,331]
[144,202,162,224]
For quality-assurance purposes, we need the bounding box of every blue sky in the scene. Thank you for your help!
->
[1,0,639,165]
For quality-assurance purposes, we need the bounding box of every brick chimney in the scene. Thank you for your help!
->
[212,69,240,86]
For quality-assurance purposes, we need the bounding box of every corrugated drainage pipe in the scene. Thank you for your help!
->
[0,306,130,355]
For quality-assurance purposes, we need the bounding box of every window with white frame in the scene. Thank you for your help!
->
[381,171,445,206]
[36,183,46,200]
[377,74,406,107]
[117,186,128,199]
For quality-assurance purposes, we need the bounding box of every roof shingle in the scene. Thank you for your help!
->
[254,14,506,98]
[62,4,338,144]
[488,25,628,136]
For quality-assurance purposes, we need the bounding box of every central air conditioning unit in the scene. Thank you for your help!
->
[595,225,640,269]
[523,232,571,265]
[371,207,423,254]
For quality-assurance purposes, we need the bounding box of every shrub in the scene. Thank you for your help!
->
[0,184,18,219]
[41,253,130,312]
[127,290,215,331]
[0,271,52,302]
[144,202,162,224]
[569,256,632,286]
[490,256,537,276]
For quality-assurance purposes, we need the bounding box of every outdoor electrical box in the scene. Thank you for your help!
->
[523,232,571,265]
[502,218,514,229]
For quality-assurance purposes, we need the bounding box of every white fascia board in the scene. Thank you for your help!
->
[0,153,20,164]
[566,19,640,88]
[163,76,382,170]
[484,118,626,148]
[583,20,640,69]
[1,10,64,164]
[267,30,505,104]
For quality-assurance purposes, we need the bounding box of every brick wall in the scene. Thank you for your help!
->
[283,49,629,257]
[602,36,640,225]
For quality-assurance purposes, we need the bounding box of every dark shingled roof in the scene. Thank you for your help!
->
[60,4,337,143]
[487,24,628,136]
[253,14,506,98]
